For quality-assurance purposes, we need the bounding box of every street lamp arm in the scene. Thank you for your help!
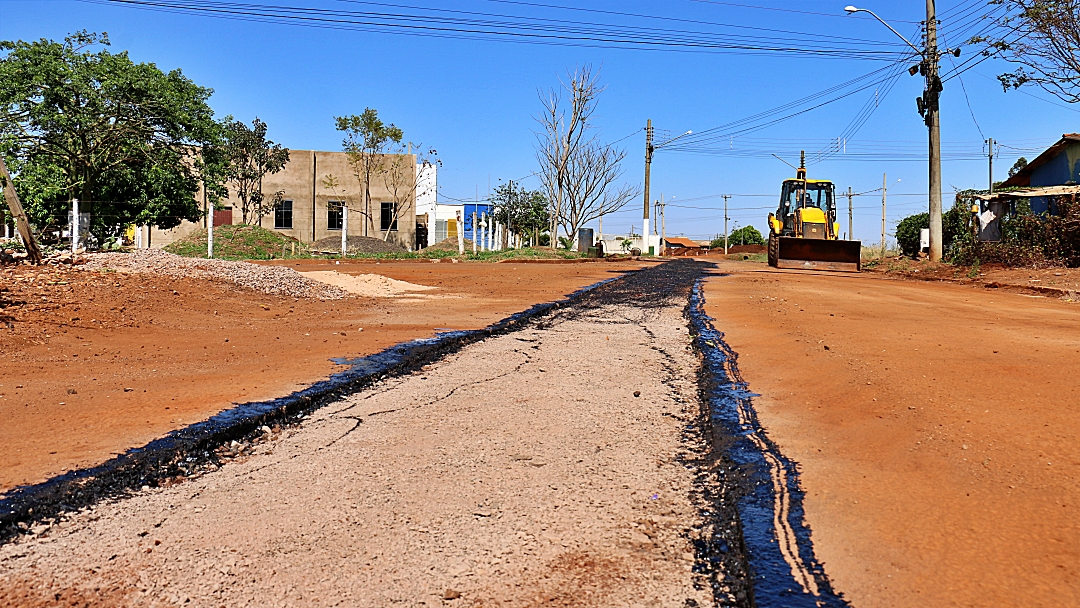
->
[654,130,693,151]
[844,6,923,56]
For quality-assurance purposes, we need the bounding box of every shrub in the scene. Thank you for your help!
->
[895,212,929,257]
[949,194,1080,268]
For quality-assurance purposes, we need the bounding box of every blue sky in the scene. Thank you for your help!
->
[3,0,1078,242]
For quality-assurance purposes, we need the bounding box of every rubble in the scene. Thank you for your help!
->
[82,250,349,299]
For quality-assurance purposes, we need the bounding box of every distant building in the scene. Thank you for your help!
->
[1000,133,1080,214]
[149,150,420,251]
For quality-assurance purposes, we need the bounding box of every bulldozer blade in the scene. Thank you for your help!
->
[769,236,861,272]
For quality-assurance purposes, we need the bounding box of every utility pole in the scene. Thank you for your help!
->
[654,194,660,235]
[881,173,888,256]
[643,119,653,253]
[924,0,943,261]
[723,195,731,255]
[848,3,948,260]
[847,186,854,240]
[653,197,668,255]
[0,156,42,263]
[987,137,995,193]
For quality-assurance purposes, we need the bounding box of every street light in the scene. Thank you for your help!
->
[844,6,923,54]
[845,2,946,262]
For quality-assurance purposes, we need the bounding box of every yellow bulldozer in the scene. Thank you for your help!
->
[767,152,862,272]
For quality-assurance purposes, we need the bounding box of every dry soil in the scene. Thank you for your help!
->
[0,259,646,493]
[702,260,1080,607]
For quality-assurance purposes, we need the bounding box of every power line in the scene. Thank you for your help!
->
[87,0,916,59]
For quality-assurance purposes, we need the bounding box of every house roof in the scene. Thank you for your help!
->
[974,184,1080,201]
[664,237,700,248]
[1000,133,1080,188]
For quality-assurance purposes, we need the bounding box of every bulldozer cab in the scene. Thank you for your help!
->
[776,180,836,237]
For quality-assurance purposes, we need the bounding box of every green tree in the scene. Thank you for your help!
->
[490,181,550,246]
[0,31,219,240]
[336,109,403,237]
[1008,157,1029,177]
[221,117,289,225]
[972,0,1080,104]
[729,225,765,246]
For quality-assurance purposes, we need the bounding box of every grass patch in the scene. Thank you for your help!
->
[164,225,310,260]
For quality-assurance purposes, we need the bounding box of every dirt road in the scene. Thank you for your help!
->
[702,261,1080,607]
[0,259,645,493]
[0,264,711,608]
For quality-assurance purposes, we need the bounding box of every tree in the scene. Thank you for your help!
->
[382,145,438,245]
[972,0,1080,104]
[336,109,403,237]
[722,225,765,247]
[562,141,638,244]
[490,181,550,246]
[221,117,289,225]
[1008,157,1029,177]
[535,66,602,249]
[0,31,219,241]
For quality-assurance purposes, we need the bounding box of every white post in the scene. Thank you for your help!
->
[71,198,79,255]
[472,211,477,254]
[207,203,214,258]
[341,204,349,258]
[456,210,464,255]
[429,201,437,247]
[494,221,500,251]
[481,214,487,251]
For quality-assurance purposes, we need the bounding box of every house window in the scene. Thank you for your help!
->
[274,200,293,229]
[327,200,343,231]
[380,201,398,231]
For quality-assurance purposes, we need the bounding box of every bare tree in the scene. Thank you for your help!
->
[381,145,439,245]
[535,66,602,249]
[973,0,1080,103]
[562,141,638,246]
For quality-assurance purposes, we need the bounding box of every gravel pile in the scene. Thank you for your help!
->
[311,235,407,255]
[83,250,349,300]
[426,237,474,251]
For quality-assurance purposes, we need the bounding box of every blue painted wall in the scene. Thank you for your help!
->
[462,204,493,233]
[1027,141,1080,214]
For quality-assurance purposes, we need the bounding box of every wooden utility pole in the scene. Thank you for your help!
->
[0,156,42,264]
[925,0,943,262]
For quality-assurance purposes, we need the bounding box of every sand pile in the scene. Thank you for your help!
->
[300,270,436,297]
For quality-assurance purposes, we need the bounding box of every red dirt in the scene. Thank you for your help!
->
[865,257,1080,297]
[0,259,645,493]
[703,261,1080,607]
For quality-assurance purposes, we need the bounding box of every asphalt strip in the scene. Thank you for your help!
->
[0,271,626,544]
